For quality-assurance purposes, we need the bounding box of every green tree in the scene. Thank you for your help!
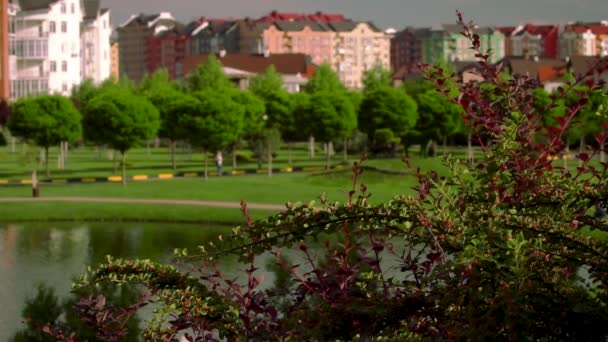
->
[308,91,357,167]
[413,89,463,156]
[186,54,233,92]
[83,87,160,185]
[184,90,244,178]
[305,64,346,94]
[140,69,194,170]
[229,89,266,169]
[362,65,392,92]
[359,86,418,151]
[8,95,82,177]
[250,66,294,173]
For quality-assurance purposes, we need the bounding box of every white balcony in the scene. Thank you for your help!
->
[9,37,49,60]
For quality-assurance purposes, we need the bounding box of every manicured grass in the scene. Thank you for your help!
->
[0,202,273,224]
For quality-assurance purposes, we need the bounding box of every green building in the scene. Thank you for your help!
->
[422,24,505,64]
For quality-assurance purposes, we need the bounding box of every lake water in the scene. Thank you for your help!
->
[0,222,237,341]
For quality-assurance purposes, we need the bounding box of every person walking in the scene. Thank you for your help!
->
[215,150,224,176]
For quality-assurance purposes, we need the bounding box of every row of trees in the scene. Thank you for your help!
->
[4,55,607,185]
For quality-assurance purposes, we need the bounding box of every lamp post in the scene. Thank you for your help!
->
[263,114,272,177]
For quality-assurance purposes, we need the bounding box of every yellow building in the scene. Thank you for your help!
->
[110,40,119,81]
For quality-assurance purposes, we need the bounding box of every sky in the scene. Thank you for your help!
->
[100,0,608,30]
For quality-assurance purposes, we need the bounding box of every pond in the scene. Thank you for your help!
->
[0,222,238,341]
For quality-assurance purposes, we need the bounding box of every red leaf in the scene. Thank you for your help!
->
[578,153,590,162]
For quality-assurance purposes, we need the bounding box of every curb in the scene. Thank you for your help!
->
[0,164,349,186]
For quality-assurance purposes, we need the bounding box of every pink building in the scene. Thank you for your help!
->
[262,22,335,66]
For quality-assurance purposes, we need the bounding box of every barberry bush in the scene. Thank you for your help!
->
[48,13,608,341]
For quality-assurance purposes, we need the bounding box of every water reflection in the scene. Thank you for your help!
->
[0,222,232,341]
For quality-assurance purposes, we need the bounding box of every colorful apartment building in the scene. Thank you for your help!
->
[238,17,390,89]
[423,24,505,64]
[117,12,175,83]
[145,23,188,80]
[109,38,118,80]
[510,24,559,58]
[560,23,608,58]
[0,0,9,100]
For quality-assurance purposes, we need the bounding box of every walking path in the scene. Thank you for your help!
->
[0,197,285,211]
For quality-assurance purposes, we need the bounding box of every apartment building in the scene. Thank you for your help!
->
[238,15,390,89]
[510,24,560,58]
[117,12,175,83]
[331,21,390,88]
[423,25,505,64]
[6,0,111,100]
[146,23,189,80]
[187,19,239,55]
[80,0,111,84]
[390,27,431,72]
[0,0,8,100]
[110,36,118,80]
[560,22,608,58]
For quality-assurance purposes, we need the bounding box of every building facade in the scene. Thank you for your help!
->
[117,12,175,83]
[560,23,608,58]
[187,20,239,55]
[145,23,188,80]
[423,25,505,64]
[390,27,430,72]
[80,4,111,84]
[510,24,559,58]
[0,0,9,100]
[109,38,118,80]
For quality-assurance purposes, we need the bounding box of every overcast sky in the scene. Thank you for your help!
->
[101,0,608,30]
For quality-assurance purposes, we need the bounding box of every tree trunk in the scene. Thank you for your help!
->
[11,137,15,153]
[232,144,237,170]
[442,136,448,156]
[288,142,293,166]
[204,150,208,179]
[31,169,38,198]
[146,141,151,158]
[564,144,570,169]
[121,152,127,186]
[170,140,177,170]
[343,138,348,161]
[601,149,606,163]
[45,146,50,177]
[268,140,273,177]
[309,135,315,159]
[467,132,474,162]
[326,143,331,170]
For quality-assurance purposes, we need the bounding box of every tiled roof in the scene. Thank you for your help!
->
[274,21,330,32]
[568,24,608,35]
[497,26,517,36]
[500,56,567,80]
[183,53,314,77]
[441,24,497,35]
[569,55,606,75]
[327,20,358,32]
[257,11,347,23]
[514,24,558,38]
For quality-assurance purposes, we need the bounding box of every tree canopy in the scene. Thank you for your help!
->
[8,95,82,176]
[358,86,418,141]
[186,54,233,92]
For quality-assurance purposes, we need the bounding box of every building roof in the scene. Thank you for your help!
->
[569,55,606,76]
[499,56,567,80]
[256,10,347,23]
[566,24,608,35]
[441,24,497,35]
[274,20,330,32]
[120,12,175,28]
[514,24,558,38]
[17,0,58,11]
[183,53,315,78]
[497,26,517,36]
[327,20,359,32]
[83,0,100,20]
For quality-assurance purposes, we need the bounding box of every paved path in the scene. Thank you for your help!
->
[0,197,285,211]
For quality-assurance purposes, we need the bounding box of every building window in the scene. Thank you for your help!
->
[49,21,56,33]
[62,83,68,92]
[61,21,67,33]
[61,61,67,72]
[50,61,56,72]
[70,3,74,13]
[61,2,66,13]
